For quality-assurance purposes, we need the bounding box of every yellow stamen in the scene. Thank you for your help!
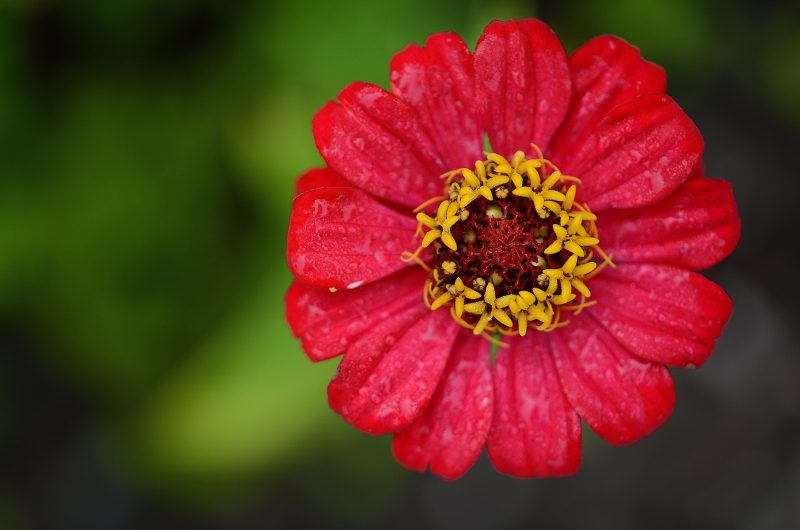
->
[400,248,431,272]
[431,292,452,310]
[402,145,609,341]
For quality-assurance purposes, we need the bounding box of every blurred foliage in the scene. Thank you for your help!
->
[758,7,800,123]
[556,0,719,73]
[0,0,798,523]
[0,0,534,504]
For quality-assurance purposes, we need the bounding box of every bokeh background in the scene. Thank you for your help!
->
[1,0,799,528]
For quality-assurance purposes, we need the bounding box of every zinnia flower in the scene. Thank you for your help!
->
[286,18,740,479]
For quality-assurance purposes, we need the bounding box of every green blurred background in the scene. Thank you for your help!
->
[1,0,799,528]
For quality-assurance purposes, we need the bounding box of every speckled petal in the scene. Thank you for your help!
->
[390,32,483,170]
[550,317,676,445]
[600,178,740,270]
[587,263,733,368]
[487,336,582,477]
[286,267,427,362]
[328,309,460,435]
[561,94,703,212]
[313,81,445,208]
[550,35,666,158]
[474,19,571,157]
[687,160,704,180]
[287,185,417,289]
[294,166,350,195]
[392,332,493,480]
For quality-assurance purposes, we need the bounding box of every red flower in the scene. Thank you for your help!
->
[286,19,740,479]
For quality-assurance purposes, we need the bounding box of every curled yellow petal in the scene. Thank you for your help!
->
[484,282,496,304]
[533,193,545,213]
[446,201,460,218]
[493,308,513,327]
[512,186,534,198]
[475,160,487,179]
[441,232,458,251]
[542,171,561,190]
[518,290,536,305]
[436,200,450,221]
[573,262,597,277]
[572,278,591,297]
[416,212,437,228]
[464,301,486,315]
[542,190,566,202]
[486,152,509,166]
[527,166,541,188]
[544,239,563,254]
[560,279,572,299]
[478,185,493,201]
[563,185,576,210]
[455,296,465,317]
[462,168,481,188]
[459,192,478,208]
[574,236,599,247]
[518,315,528,336]
[563,254,578,275]
[573,210,596,221]
[564,240,586,256]
[473,313,491,335]
[495,294,515,309]
[487,175,509,188]
[463,288,482,300]
[494,163,513,175]
[553,292,576,305]
[543,200,562,214]
[422,229,442,247]
[431,292,452,310]
[543,268,564,279]
[442,215,460,231]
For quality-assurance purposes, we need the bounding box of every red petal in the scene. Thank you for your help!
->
[286,267,427,362]
[474,19,571,156]
[328,309,459,435]
[600,178,740,270]
[550,36,666,158]
[294,166,350,195]
[390,32,483,170]
[287,186,417,289]
[550,317,675,445]
[687,160,704,180]
[313,82,444,208]
[392,332,492,480]
[563,94,703,212]
[587,263,733,368]
[486,336,582,478]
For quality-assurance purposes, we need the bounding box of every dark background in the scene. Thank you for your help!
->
[1,0,798,528]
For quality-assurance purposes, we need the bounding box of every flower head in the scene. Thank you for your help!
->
[286,19,740,479]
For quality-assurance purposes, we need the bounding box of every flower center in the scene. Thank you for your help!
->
[402,146,614,340]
